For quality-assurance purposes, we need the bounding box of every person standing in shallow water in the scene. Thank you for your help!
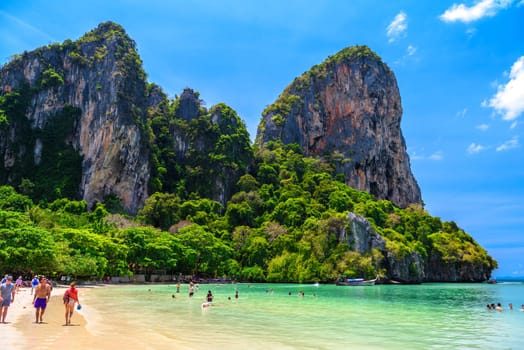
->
[206,290,213,302]
[63,281,80,325]
[33,276,51,323]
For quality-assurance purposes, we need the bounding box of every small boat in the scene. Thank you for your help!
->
[336,277,376,286]
[487,278,497,284]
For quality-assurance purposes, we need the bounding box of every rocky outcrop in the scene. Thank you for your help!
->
[341,212,424,283]
[383,251,426,283]
[256,46,421,208]
[342,212,491,283]
[169,89,253,206]
[340,212,386,253]
[425,251,492,282]
[0,22,149,213]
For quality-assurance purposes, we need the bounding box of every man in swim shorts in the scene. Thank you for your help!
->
[32,276,51,323]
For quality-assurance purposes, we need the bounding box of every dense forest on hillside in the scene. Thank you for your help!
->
[0,134,496,282]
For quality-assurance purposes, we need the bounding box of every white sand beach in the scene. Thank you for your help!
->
[3,285,91,349]
[2,285,193,350]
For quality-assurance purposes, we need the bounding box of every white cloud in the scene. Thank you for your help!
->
[407,45,416,56]
[440,0,513,23]
[467,143,486,154]
[393,44,418,65]
[510,121,518,129]
[386,11,407,43]
[0,10,53,42]
[456,108,468,117]
[410,152,424,160]
[409,149,443,161]
[476,123,489,131]
[429,151,444,160]
[466,27,477,37]
[487,56,524,121]
[496,136,519,151]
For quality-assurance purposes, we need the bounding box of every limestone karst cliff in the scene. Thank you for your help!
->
[0,22,496,283]
[256,46,422,208]
[164,88,253,206]
[0,22,150,214]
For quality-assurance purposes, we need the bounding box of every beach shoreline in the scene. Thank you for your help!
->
[3,285,92,349]
[3,282,523,349]
[2,284,194,350]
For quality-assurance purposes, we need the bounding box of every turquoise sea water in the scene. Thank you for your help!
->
[81,281,524,349]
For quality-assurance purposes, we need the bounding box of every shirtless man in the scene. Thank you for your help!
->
[32,276,51,323]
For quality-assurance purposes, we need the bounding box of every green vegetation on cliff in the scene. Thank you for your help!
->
[0,138,496,282]
[147,88,253,203]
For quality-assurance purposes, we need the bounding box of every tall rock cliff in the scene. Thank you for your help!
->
[161,88,253,206]
[256,46,421,208]
[0,22,149,213]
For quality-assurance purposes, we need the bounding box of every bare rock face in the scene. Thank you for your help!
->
[0,22,149,213]
[340,212,386,253]
[425,251,492,282]
[342,212,424,283]
[256,46,422,208]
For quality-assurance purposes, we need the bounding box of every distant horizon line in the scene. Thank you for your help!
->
[491,276,524,280]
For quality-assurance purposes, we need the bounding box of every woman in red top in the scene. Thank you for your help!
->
[63,281,80,325]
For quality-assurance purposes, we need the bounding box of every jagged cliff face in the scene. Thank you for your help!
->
[256,46,421,208]
[0,22,149,213]
[167,88,253,206]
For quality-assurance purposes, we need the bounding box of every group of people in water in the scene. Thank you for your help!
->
[486,302,524,311]
[164,282,322,309]
[0,274,81,325]
[163,281,242,308]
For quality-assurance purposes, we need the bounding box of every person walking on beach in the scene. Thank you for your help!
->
[0,276,15,323]
[63,281,81,326]
[31,275,39,295]
[15,276,23,291]
[33,276,51,323]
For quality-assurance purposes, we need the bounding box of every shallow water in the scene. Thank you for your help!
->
[81,281,524,349]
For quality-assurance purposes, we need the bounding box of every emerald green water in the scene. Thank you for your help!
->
[81,282,524,349]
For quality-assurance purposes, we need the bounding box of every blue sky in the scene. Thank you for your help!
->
[1,0,523,277]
